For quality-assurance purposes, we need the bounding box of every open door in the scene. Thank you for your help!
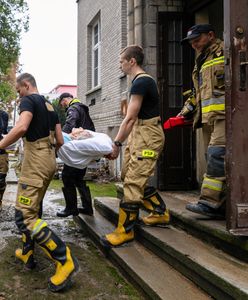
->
[157,12,196,190]
[224,0,248,235]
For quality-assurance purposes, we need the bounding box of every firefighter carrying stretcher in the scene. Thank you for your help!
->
[101,45,170,248]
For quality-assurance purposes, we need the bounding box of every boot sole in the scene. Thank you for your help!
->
[186,206,225,219]
[48,255,80,292]
[99,236,134,250]
[56,212,79,218]
[138,220,170,228]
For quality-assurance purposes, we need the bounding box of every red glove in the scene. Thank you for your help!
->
[163,116,193,130]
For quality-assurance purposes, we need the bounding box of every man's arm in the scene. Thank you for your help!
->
[55,123,64,153]
[62,106,80,133]
[0,111,33,149]
[109,94,143,159]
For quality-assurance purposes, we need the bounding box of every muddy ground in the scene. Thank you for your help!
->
[0,175,143,299]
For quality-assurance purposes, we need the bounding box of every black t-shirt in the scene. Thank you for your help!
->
[130,75,160,119]
[19,94,59,142]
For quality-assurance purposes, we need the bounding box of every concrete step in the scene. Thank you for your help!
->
[74,209,210,300]
[160,190,248,262]
[6,168,18,184]
[94,197,248,300]
[116,184,248,262]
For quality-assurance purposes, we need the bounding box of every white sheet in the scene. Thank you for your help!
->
[57,130,112,169]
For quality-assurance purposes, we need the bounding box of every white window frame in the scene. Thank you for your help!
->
[91,19,101,88]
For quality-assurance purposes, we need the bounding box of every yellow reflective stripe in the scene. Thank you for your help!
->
[202,183,222,191]
[202,103,225,114]
[202,178,223,191]
[201,56,224,71]
[202,56,224,67]
[32,219,48,238]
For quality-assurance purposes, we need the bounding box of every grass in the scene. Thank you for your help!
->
[48,179,117,198]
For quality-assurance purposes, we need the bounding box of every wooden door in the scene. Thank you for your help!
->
[224,0,248,235]
[157,12,196,190]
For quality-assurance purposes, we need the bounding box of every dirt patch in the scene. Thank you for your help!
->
[0,183,143,300]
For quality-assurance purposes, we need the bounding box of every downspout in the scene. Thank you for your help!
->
[128,0,134,45]
[134,0,142,45]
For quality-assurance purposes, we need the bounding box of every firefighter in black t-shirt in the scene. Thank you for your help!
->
[0,73,79,292]
[0,109,9,211]
[101,45,170,248]
[56,93,95,218]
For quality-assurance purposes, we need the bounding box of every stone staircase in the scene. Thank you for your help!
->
[75,188,248,300]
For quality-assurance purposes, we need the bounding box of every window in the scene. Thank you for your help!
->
[92,20,101,88]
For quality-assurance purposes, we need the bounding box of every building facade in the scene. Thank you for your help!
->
[77,0,223,185]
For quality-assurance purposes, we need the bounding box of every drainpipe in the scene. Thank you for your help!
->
[134,0,142,45]
[128,0,134,45]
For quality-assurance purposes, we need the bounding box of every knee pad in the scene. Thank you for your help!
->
[207,146,225,177]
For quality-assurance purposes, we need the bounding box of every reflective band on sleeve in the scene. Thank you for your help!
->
[202,177,223,191]
[201,97,225,114]
[200,56,224,71]
[202,104,225,114]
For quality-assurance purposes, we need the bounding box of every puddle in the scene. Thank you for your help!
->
[0,185,89,248]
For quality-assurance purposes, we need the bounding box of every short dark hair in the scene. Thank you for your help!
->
[16,73,37,87]
[59,92,73,103]
[121,45,144,66]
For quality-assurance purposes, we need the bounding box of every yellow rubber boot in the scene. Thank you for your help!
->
[33,219,79,292]
[15,233,36,269]
[49,246,79,291]
[142,209,170,226]
[101,202,139,248]
[142,186,170,226]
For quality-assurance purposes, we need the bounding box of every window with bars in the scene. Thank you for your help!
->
[167,19,183,108]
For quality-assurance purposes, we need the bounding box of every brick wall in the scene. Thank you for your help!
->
[77,0,127,134]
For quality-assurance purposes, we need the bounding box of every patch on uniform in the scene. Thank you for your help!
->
[19,195,32,206]
[142,149,155,158]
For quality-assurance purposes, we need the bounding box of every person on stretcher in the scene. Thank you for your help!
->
[58,127,113,169]
[62,127,93,143]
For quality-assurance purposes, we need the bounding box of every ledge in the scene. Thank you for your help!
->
[85,85,102,96]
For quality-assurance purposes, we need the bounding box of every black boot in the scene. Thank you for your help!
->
[57,187,79,217]
[77,185,93,215]
[0,173,6,212]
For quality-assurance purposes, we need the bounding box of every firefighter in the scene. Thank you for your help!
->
[56,93,95,217]
[0,109,9,212]
[181,24,226,218]
[101,45,170,248]
[0,73,79,292]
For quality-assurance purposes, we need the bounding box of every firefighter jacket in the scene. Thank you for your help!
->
[62,99,95,134]
[192,39,225,128]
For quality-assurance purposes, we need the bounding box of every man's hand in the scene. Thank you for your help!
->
[105,144,120,160]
